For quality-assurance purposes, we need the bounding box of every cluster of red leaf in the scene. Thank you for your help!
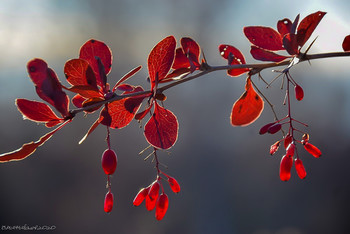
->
[244,11,326,62]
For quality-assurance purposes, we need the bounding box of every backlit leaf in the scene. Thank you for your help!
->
[65,85,101,98]
[101,86,145,129]
[231,77,264,126]
[250,46,289,62]
[244,26,284,51]
[283,33,299,55]
[64,59,97,88]
[219,44,249,77]
[16,99,63,127]
[135,104,153,121]
[144,102,178,150]
[27,59,69,117]
[72,94,85,108]
[180,37,200,67]
[79,117,102,144]
[148,36,176,90]
[0,121,69,163]
[172,48,190,70]
[297,11,326,47]
[79,39,112,90]
[277,18,292,37]
[112,65,142,91]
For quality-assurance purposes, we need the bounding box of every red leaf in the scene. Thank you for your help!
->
[244,26,284,51]
[231,77,264,126]
[64,85,101,98]
[101,86,145,129]
[219,44,249,77]
[112,65,142,92]
[297,11,326,47]
[115,83,134,92]
[283,33,299,55]
[64,59,97,88]
[27,59,69,117]
[277,18,292,37]
[79,39,112,90]
[16,99,63,127]
[148,36,176,90]
[135,103,153,121]
[250,46,289,62]
[78,117,102,144]
[342,35,350,51]
[72,94,86,108]
[144,102,178,150]
[180,37,200,67]
[0,121,69,163]
[172,48,190,70]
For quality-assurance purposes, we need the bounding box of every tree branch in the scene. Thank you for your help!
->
[69,51,350,116]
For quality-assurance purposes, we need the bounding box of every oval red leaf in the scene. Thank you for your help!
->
[100,86,145,129]
[27,59,69,117]
[297,11,326,47]
[172,48,190,70]
[148,36,176,89]
[16,99,62,127]
[64,58,97,88]
[277,18,292,37]
[219,44,249,77]
[144,102,178,150]
[0,121,69,163]
[113,65,142,91]
[250,46,289,62]
[79,39,113,90]
[244,26,284,51]
[180,37,201,67]
[231,77,264,126]
[283,33,299,55]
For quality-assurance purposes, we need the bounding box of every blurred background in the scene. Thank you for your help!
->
[1,0,350,233]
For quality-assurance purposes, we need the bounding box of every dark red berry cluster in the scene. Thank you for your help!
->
[101,148,118,213]
[259,72,321,181]
[133,172,180,220]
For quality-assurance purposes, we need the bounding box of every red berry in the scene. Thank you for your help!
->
[101,149,117,175]
[267,123,282,134]
[279,155,293,181]
[168,177,181,193]
[295,158,307,179]
[259,122,275,135]
[145,194,157,211]
[270,141,280,155]
[133,187,149,206]
[148,181,160,200]
[286,143,295,157]
[155,193,169,221]
[304,142,321,158]
[295,84,304,101]
[104,191,114,213]
[283,133,292,149]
